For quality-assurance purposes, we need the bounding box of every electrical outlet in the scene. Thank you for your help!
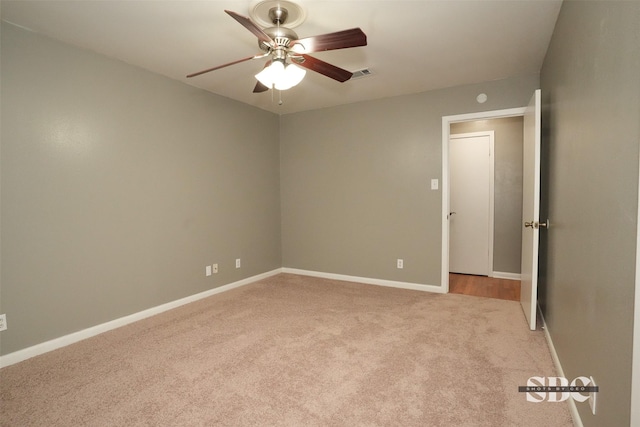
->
[205,265,212,276]
[212,264,218,273]
[397,259,404,269]
[235,258,241,269]
[0,314,7,332]
[589,376,597,415]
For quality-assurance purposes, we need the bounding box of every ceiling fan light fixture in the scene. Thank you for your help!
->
[279,63,306,89]
[255,60,306,90]
[255,59,283,87]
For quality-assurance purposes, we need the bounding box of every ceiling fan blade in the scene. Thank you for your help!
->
[253,81,269,93]
[291,28,367,53]
[294,54,353,82]
[186,55,262,78]
[225,10,273,46]
[253,60,272,93]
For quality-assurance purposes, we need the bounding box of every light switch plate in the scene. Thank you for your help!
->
[431,179,439,190]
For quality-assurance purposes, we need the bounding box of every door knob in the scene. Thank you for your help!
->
[524,220,550,229]
[449,212,456,216]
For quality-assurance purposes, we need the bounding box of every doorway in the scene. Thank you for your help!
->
[450,117,525,281]
[441,107,526,293]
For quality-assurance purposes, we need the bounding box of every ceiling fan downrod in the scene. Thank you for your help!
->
[260,7,298,53]
[268,6,288,25]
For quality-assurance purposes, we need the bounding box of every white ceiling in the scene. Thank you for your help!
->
[1,0,563,115]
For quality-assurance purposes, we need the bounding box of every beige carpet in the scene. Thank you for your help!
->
[0,274,572,426]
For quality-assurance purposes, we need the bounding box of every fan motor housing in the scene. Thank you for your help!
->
[260,26,298,51]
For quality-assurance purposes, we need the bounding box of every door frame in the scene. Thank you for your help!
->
[441,107,526,293]
[631,146,640,425]
[449,131,495,276]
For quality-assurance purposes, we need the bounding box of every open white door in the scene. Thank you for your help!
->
[520,89,542,330]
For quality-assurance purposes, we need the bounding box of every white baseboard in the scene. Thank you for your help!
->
[492,271,522,280]
[282,268,446,294]
[0,269,282,368]
[538,306,584,427]
[1,268,444,368]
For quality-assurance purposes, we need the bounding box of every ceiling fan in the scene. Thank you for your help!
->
[186,3,367,93]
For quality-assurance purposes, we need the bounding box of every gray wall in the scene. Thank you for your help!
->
[540,1,640,426]
[280,76,538,285]
[451,117,524,275]
[0,23,282,355]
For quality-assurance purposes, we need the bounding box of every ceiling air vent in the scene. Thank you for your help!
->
[351,68,373,79]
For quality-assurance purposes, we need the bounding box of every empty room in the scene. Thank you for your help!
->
[1,1,639,426]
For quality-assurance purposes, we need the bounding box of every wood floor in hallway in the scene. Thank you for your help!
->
[449,273,521,301]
